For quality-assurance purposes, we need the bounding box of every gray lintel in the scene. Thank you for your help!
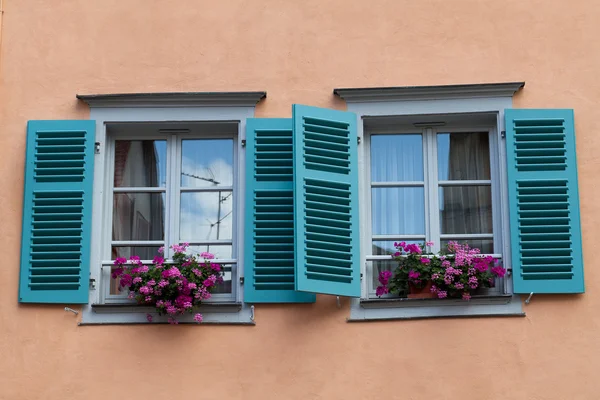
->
[76,91,267,108]
[333,82,525,102]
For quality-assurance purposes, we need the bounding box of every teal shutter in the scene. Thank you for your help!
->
[292,105,360,297]
[244,118,316,303]
[505,109,584,294]
[19,120,96,303]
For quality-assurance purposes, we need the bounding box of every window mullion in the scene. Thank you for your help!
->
[426,128,441,252]
[166,134,179,258]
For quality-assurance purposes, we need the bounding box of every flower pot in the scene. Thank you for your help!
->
[408,280,436,299]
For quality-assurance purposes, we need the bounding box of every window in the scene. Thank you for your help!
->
[366,125,504,298]
[103,123,238,303]
[76,92,264,324]
[335,83,526,320]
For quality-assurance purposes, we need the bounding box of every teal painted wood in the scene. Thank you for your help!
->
[244,118,316,303]
[505,109,584,293]
[19,120,96,303]
[292,105,361,297]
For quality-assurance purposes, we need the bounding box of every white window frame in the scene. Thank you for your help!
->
[102,129,239,304]
[336,83,526,320]
[80,93,263,324]
[365,125,505,298]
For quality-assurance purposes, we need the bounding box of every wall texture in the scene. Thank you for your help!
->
[1,1,599,399]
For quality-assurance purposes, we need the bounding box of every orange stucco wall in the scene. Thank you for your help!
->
[1,1,600,399]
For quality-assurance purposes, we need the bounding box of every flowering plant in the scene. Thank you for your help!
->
[377,241,506,301]
[377,241,437,297]
[113,243,223,324]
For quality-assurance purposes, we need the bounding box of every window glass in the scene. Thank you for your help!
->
[114,140,167,187]
[371,134,423,181]
[437,132,490,180]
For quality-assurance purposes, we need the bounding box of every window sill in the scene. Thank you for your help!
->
[348,295,524,322]
[80,302,254,325]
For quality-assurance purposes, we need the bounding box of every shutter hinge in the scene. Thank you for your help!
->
[94,142,101,154]
[501,130,506,139]
[241,139,246,147]
[360,272,364,280]
[240,276,244,285]
[89,278,96,290]
[357,137,361,144]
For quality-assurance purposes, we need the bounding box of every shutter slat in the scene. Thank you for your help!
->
[505,109,584,294]
[244,118,316,303]
[293,105,360,297]
[20,120,95,303]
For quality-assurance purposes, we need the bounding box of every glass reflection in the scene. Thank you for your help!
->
[371,187,425,235]
[180,192,233,241]
[114,140,167,187]
[181,139,234,188]
[112,193,165,241]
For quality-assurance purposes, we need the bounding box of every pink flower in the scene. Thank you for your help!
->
[188,282,197,290]
[210,263,221,271]
[437,290,448,299]
[454,282,464,290]
[139,265,149,273]
[441,260,451,268]
[430,285,438,293]
[408,270,420,279]
[194,313,203,323]
[145,296,152,302]
[153,256,164,265]
[200,252,215,260]
[119,274,132,287]
[376,286,389,297]
[420,257,430,264]
[162,266,182,278]
[147,279,156,286]
[139,286,151,295]
[132,277,142,284]
[158,279,169,288]
[166,306,178,315]
[491,266,506,277]
[146,314,153,323]
[426,241,434,247]
[158,246,164,254]
[111,267,123,279]
[203,275,217,287]
[113,257,127,266]
[378,270,392,286]
[462,293,471,301]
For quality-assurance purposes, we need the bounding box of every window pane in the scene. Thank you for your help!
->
[372,187,425,235]
[372,240,423,256]
[114,140,167,187]
[439,186,492,234]
[371,260,407,297]
[111,246,161,260]
[180,192,233,241]
[112,193,165,241]
[440,239,494,255]
[371,134,423,181]
[181,139,234,188]
[209,263,233,295]
[188,245,233,260]
[437,132,490,180]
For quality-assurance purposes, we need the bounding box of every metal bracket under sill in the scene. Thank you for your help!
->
[359,294,515,310]
[91,302,242,314]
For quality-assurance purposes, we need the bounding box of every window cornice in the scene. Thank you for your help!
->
[334,82,525,102]
[77,91,267,108]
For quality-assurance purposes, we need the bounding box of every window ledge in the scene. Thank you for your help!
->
[348,295,524,322]
[80,302,254,325]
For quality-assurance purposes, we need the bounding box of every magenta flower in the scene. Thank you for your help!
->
[437,290,448,299]
[375,286,389,297]
[426,241,434,247]
[111,267,123,279]
[158,246,164,254]
[153,256,164,265]
[462,292,471,301]
[210,263,221,272]
[113,257,127,266]
[146,314,153,323]
[408,270,421,280]
[420,257,430,264]
[194,313,203,323]
[200,252,215,260]
[491,265,506,277]
[132,277,142,284]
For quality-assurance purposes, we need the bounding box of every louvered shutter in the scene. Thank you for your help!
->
[505,109,584,293]
[19,120,96,303]
[292,105,361,297]
[244,118,316,303]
